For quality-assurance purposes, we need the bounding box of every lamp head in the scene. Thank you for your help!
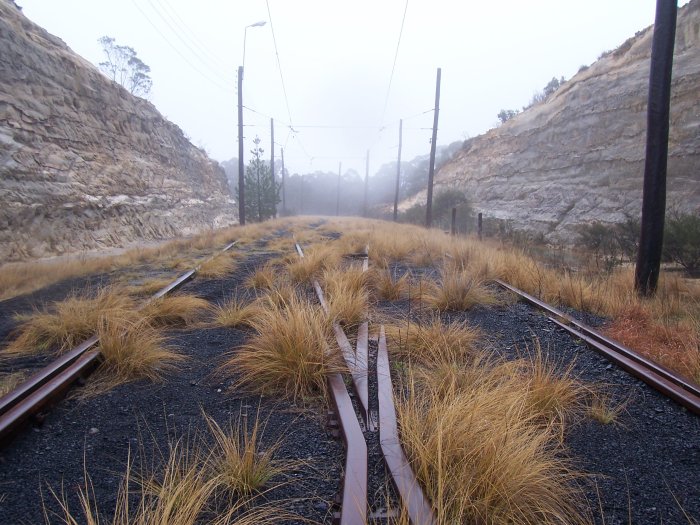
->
[249,21,267,27]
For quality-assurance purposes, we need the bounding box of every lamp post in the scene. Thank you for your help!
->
[237,20,266,226]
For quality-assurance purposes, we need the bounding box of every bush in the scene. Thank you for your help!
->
[664,212,700,276]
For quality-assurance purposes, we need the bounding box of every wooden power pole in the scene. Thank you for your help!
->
[393,119,403,221]
[635,0,677,296]
[237,66,245,225]
[363,150,369,217]
[425,68,441,228]
[281,148,286,214]
[270,118,275,219]
[336,162,342,216]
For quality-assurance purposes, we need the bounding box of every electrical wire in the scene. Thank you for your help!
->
[265,0,295,127]
[379,0,409,128]
[130,1,232,93]
[145,0,233,86]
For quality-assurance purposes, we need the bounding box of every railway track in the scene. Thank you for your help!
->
[494,279,700,416]
[296,242,435,525]
[0,241,237,445]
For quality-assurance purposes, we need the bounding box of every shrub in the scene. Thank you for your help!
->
[664,211,700,276]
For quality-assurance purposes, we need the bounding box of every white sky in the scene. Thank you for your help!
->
[16,0,686,176]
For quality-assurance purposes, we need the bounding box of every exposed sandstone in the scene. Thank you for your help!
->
[409,0,700,242]
[0,1,237,262]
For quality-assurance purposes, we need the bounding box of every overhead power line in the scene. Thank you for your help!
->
[379,0,409,128]
[265,0,295,127]
[131,0,232,93]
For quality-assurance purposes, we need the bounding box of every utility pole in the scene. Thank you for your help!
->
[281,148,286,215]
[270,118,275,219]
[237,66,245,225]
[635,0,677,296]
[425,68,441,228]
[393,119,403,221]
[363,150,369,217]
[336,162,342,216]
[300,174,304,213]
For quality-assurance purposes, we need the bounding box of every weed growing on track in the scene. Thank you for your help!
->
[223,295,345,402]
[198,253,238,279]
[384,318,481,366]
[124,277,174,297]
[46,431,288,525]
[142,295,212,327]
[0,371,25,396]
[322,267,369,327]
[3,288,137,357]
[370,268,409,301]
[588,391,627,425]
[212,297,262,329]
[424,269,498,312]
[95,316,185,384]
[204,412,292,498]
[398,354,591,524]
[287,245,341,284]
[245,261,279,291]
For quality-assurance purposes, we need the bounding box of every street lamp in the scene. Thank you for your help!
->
[237,20,266,225]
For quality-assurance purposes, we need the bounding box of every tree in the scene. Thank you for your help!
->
[497,109,519,124]
[236,137,279,222]
[98,36,152,97]
[663,211,700,276]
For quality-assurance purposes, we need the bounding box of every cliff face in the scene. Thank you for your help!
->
[0,1,237,262]
[416,0,700,242]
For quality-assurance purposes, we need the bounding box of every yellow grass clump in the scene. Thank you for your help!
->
[370,268,410,301]
[142,295,212,327]
[222,295,345,401]
[212,297,262,329]
[384,318,481,366]
[95,316,185,384]
[204,412,290,497]
[245,261,279,291]
[197,254,237,279]
[0,371,25,397]
[398,351,591,524]
[287,244,341,283]
[3,288,137,357]
[424,269,499,311]
[322,267,369,327]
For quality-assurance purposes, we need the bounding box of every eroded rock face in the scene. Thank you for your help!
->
[413,0,700,242]
[0,1,237,262]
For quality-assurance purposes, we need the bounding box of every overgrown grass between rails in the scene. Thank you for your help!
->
[142,295,212,327]
[245,261,279,291]
[212,296,263,329]
[322,266,370,327]
[424,268,499,312]
[286,244,341,284]
[398,349,592,524]
[2,288,137,357]
[222,295,345,402]
[46,414,292,525]
[197,253,238,279]
[0,371,25,396]
[369,267,410,301]
[384,318,482,366]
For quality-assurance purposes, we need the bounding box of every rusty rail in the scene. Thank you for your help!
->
[294,242,368,524]
[0,240,238,445]
[495,279,700,415]
[378,326,436,524]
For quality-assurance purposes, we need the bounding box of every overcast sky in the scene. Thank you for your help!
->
[16,0,686,177]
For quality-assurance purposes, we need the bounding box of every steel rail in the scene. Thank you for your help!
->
[295,243,370,424]
[377,326,436,524]
[494,279,700,415]
[0,240,237,444]
[293,243,368,524]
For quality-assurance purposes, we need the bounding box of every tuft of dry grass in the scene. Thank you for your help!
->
[3,288,137,357]
[142,295,212,327]
[245,261,279,291]
[588,391,627,425]
[197,254,237,279]
[204,412,290,497]
[287,245,341,284]
[212,297,262,329]
[124,277,174,297]
[370,268,409,301]
[385,318,481,366]
[222,295,345,401]
[398,353,591,524]
[0,371,25,397]
[322,267,369,327]
[95,316,185,384]
[424,269,498,312]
